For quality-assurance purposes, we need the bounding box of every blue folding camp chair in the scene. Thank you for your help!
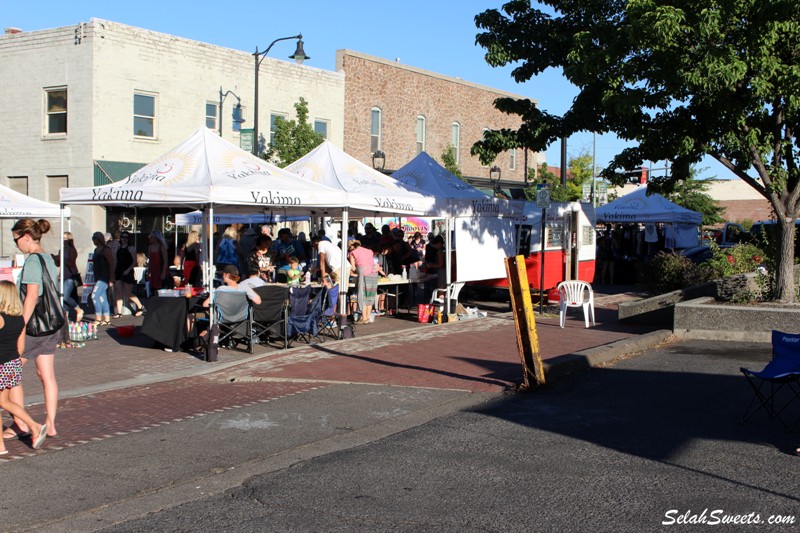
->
[318,283,346,340]
[740,330,800,430]
[287,286,324,346]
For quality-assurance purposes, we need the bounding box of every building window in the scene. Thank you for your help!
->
[416,115,426,154]
[7,177,28,196]
[370,107,382,153]
[133,93,156,138]
[481,128,490,166]
[206,102,218,131]
[47,175,68,203]
[314,119,329,140]
[45,87,67,135]
[270,113,287,147]
[451,122,461,164]
[509,148,517,170]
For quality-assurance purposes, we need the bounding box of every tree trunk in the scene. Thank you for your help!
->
[774,218,796,303]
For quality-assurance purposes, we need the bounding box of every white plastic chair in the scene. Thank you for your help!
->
[557,280,595,328]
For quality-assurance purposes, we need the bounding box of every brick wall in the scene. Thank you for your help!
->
[337,50,536,182]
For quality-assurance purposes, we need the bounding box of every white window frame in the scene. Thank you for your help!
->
[206,102,218,132]
[314,119,330,140]
[509,148,517,170]
[44,86,67,136]
[416,115,426,154]
[133,92,157,139]
[270,112,288,147]
[451,122,461,164]
[370,107,382,153]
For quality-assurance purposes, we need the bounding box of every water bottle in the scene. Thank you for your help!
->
[401,265,407,280]
[304,271,311,285]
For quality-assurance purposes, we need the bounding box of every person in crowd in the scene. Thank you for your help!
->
[312,234,346,285]
[238,226,258,259]
[90,232,114,325]
[0,280,48,452]
[248,234,274,282]
[379,224,394,246]
[409,231,426,257]
[3,218,60,440]
[179,230,201,287]
[317,228,332,243]
[105,231,119,306]
[113,231,144,318]
[297,232,312,261]
[273,228,306,269]
[425,234,447,289]
[360,223,381,251]
[348,240,378,324]
[202,265,260,306]
[238,264,267,292]
[286,257,302,285]
[260,224,272,238]
[61,231,83,322]
[147,230,170,292]
[390,235,416,274]
[215,226,242,274]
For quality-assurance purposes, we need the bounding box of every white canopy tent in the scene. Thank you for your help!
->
[60,128,434,326]
[285,141,436,217]
[391,151,523,218]
[595,186,702,225]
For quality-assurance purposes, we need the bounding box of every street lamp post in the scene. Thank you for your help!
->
[252,34,310,156]
[218,87,241,136]
[490,165,501,196]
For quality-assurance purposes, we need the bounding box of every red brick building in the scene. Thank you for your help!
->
[336,50,539,185]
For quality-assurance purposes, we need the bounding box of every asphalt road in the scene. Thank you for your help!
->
[6,337,798,532]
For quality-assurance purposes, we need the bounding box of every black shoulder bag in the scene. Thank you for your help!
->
[20,253,66,337]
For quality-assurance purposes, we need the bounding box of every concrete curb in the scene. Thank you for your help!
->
[543,329,674,382]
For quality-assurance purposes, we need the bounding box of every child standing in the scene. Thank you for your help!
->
[0,281,47,452]
[286,256,302,285]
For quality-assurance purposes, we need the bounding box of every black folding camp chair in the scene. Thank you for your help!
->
[740,330,800,430]
[213,291,252,353]
[250,285,289,349]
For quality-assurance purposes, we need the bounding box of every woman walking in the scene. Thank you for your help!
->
[113,231,144,318]
[147,230,170,292]
[2,218,60,440]
[90,232,114,326]
[0,280,48,451]
[61,231,83,322]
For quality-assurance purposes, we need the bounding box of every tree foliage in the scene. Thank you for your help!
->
[657,166,726,226]
[266,97,324,167]
[473,0,800,301]
[441,145,463,178]
[525,152,593,201]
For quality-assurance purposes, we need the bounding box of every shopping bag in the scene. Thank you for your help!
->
[417,303,434,323]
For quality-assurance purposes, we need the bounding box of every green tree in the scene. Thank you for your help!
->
[525,152,593,201]
[266,97,324,167]
[440,145,463,178]
[661,169,725,226]
[473,1,800,302]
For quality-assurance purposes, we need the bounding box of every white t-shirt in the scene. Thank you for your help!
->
[317,240,343,272]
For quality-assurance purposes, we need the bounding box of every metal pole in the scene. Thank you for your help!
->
[592,132,597,207]
[560,137,567,186]
[218,86,223,136]
[253,49,260,155]
[539,208,547,316]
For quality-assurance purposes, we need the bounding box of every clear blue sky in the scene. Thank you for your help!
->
[2,0,729,180]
